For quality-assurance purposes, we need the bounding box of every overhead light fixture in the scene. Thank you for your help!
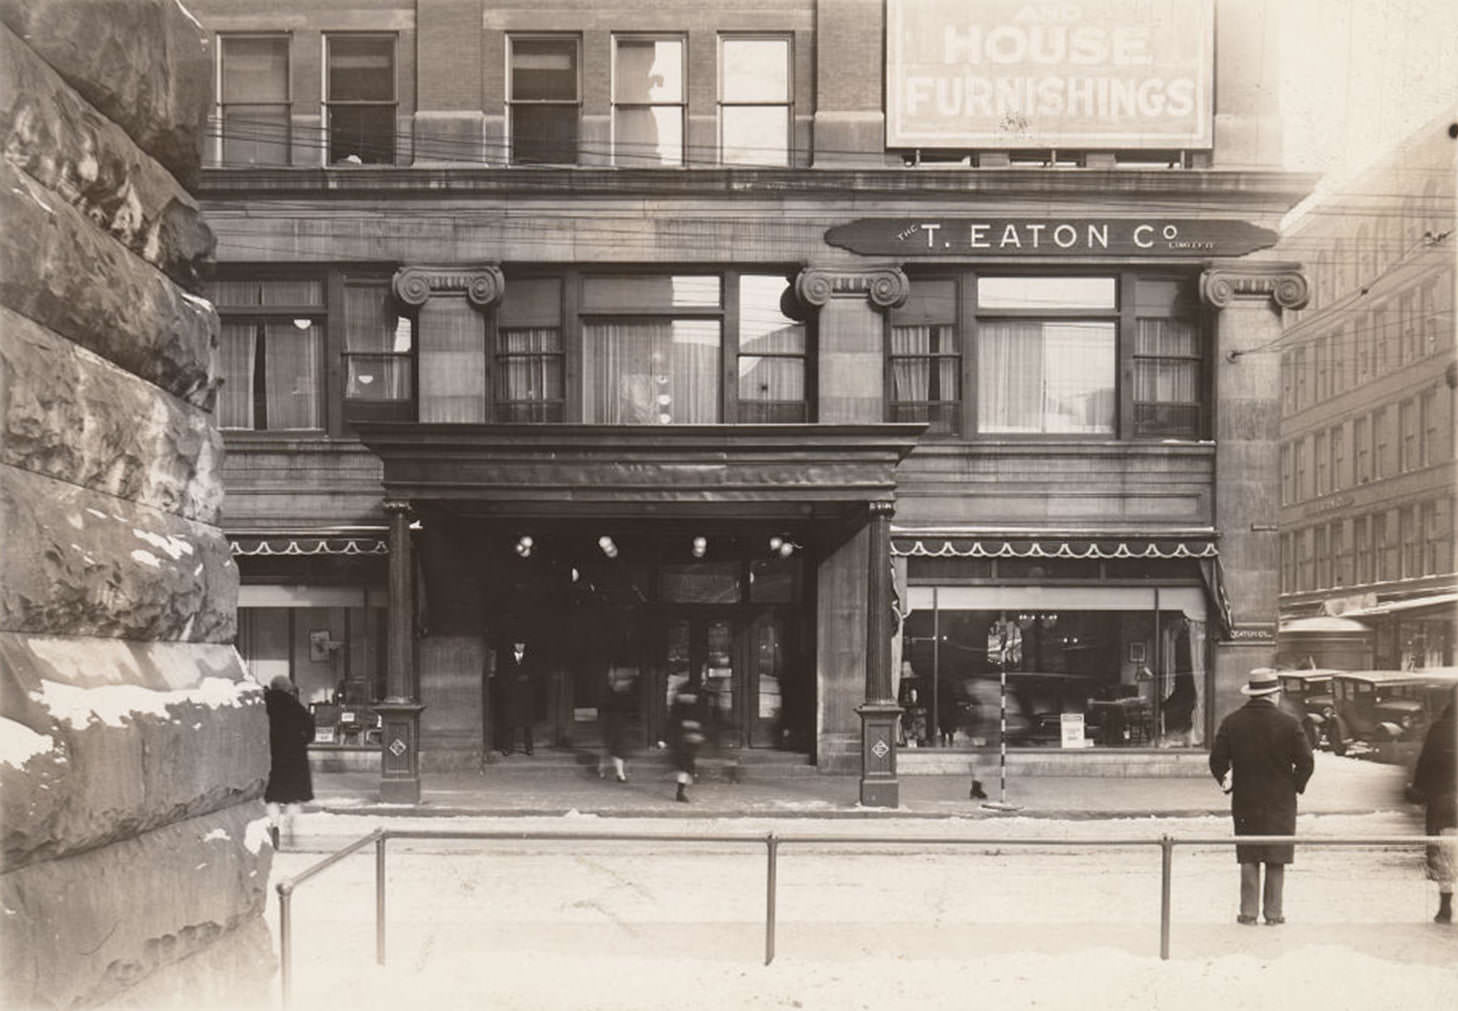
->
[691,536,707,558]
[598,535,618,559]
[769,535,797,558]
[514,534,534,558]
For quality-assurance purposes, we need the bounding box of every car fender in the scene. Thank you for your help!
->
[1376,721,1405,740]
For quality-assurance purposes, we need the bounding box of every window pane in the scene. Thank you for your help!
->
[722,39,788,101]
[614,39,682,102]
[582,275,720,310]
[263,321,322,428]
[217,322,257,428]
[222,36,288,103]
[328,37,394,101]
[583,320,720,424]
[721,106,788,166]
[977,321,1114,434]
[510,105,578,164]
[221,105,289,166]
[614,106,683,166]
[978,277,1116,310]
[211,278,323,307]
[739,276,802,353]
[738,356,804,399]
[511,38,578,101]
[329,105,394,164]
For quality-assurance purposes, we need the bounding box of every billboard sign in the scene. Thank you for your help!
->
[886,0,1214,150]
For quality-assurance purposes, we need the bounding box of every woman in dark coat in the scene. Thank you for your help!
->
[264,675,315,848]
[598,667,636,783]
[1408,696,1456,923]
[1209,669,1315,925]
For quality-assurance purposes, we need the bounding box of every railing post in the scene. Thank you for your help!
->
[1159,835,1174,961]
[376,832,387,966]
[278,883,293,1010]
[765,833,779,966]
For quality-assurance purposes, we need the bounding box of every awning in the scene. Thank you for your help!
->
[1340,592,1458,618]
[891,529,1219,560]
[230,536,389,557]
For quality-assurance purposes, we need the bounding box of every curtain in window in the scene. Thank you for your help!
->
[344,285,411,401]
[890,325,932,405]
[583,320,719,423]
[1134,319,1198,402]
[977,321,1043,432]
[217,322,257,429]
[263,322,321,428]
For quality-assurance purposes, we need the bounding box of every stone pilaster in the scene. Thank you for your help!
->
[859,500,901,808]
[794,265,909,424]
[378,500,425,804]
[392,264,505,424]
[1200,260,1309,720]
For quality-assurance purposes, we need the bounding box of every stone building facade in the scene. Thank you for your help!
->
[187,0,1315,802]
[0,2,273,1006]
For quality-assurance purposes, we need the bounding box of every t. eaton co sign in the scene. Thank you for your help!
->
[886,0,1214,150]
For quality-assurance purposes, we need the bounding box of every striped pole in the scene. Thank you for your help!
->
[982,618,1021,812]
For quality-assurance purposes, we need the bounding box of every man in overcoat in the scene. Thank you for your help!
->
[499,638,538,756]
[1209,668,1315,925]
[1408,691,1456,923]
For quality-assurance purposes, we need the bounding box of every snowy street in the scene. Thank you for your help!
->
[265,810,1458,1010]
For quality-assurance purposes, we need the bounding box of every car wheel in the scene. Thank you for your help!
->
[1329,719,1346,756]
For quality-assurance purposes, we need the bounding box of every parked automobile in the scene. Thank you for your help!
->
[1326,669,1458,761]
[1276,669,1338,747]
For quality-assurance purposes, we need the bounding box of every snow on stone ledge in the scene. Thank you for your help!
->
[0,717,57,768]
[31,676,261,729]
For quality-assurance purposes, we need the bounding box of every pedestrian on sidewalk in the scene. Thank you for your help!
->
[599,666,636,783]
[1209,668,1315,926]
[263,675,315,849]
[669,685,707,802]
[1406,689,1456,924]
[500,637,538,756]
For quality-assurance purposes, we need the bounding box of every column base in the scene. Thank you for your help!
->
[373,700,426,806]
[857,701,902,809]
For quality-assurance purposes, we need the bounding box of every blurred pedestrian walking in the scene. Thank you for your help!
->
[1209,668,1315,926]
[1407,689,1457,924]
[599,666,636,783]
[263,674,315,849]
[669,685,707,802]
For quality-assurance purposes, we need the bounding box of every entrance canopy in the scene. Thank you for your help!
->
[354,423,926,519]
[891,528,1220,560]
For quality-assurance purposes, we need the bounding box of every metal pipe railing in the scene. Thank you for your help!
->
[274,829,1452,1008]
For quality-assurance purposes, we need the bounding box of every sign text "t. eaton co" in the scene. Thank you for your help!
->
[824,217,1277,258]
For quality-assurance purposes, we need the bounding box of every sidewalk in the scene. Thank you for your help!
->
[309,751,1410,819]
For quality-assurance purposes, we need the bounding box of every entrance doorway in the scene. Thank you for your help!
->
[658,610,795,750]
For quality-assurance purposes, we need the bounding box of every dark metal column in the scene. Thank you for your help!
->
[375,499,425,804]
[858,500,901,807]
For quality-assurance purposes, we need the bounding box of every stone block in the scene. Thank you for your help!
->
[0,632,266,870]
[0,0,210,186]
[0,466,236,641]
[0,804,275,1011]
[0,25,214,290]
[0,306,223,524]
[102,916,274,1011]
[0,161,218,408]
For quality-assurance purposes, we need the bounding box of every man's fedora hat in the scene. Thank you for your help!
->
[1241,668,1282,696]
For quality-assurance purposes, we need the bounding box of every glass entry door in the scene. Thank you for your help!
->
[659,610,795,749]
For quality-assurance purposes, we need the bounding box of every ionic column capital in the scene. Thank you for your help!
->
[1199,262,1309,310]
[392,264,505,309]
[794,265,911,311]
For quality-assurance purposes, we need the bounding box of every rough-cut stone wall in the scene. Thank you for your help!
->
[0,3,275,1008]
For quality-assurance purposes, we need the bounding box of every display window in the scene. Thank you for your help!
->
[901,583,1208,749]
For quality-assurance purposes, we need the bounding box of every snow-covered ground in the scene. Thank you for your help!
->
[256,810,1458,1011]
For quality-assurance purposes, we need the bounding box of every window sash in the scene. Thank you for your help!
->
[720,37,790,166]
[976,319,1116,435]
[613,37,685,166]
[496,326,565,422]
[217,319,322,430]
[582,318,721,424]
[325,35,396,164]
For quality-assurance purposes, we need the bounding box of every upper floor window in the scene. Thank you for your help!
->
[889,279,959,434]
[325,35,396,164]
[737,275,807,422]
[613,36,685,167]
[508,36,579,165]
[1330,422,1345,492]
[582,275,721,424]
[213,279,325,431]
[217,34,290,166]
[719,36,791,167]
[343,278,414,421]
[1353,415,1370,484]
[1131,277,1202,438]
[495,277,565,422]
[977,276,1116,435]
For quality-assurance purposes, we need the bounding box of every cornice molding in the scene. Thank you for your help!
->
[392,264,505,309]
[795,266,911,310]
[1199,262,1309,310]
